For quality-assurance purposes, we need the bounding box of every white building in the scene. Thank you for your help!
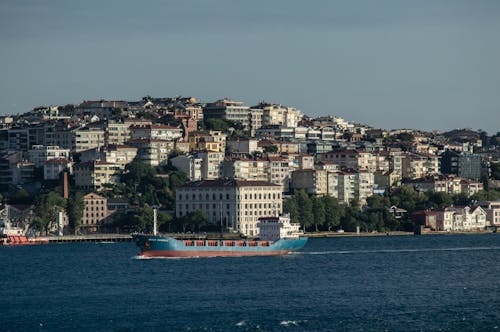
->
[436,206,487,231]
[252,103,303,128]
[203,99,251,129]
[170,155,203,181]
[198,151,224,180]
[73,127,105,152]
[130,124,183,141]
[176,179,282,236]
[337,170,374,206]
[477,201,500,226]
[28,145,70,167]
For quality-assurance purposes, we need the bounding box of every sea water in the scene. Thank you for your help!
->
[1,234,499,331]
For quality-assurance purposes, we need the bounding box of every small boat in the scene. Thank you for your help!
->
[133,213,308,258]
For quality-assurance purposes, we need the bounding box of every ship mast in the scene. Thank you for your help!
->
[153,207,158,236]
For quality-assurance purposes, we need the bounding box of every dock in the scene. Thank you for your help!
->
[40,234,133,243]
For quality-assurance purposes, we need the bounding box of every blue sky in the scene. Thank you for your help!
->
[1,0,499,133]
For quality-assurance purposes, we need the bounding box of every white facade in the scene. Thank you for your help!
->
[198,151,224,180]
[436,206,487,231]
[176,179,282,236]
[74,127,105,152]
[28,145,70,167]
[130,124,183,141]
[170,155,203,181]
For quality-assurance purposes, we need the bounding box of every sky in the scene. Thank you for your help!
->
[1,0,499,133]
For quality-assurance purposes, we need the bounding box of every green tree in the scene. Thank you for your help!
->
[491,163,500,180]
[10,188,32,204]
[322,196,343,231]
[32,191,66,235]
[389,186,424,214]
[263,145,278,154]
[471,189,500,201]
[424,191,453,209]
[452,193,471,206]
[312,196,326,231]
[296,190,314,231]
[67,192,85,234]
[175,210,208,233]
[283,196,300,223]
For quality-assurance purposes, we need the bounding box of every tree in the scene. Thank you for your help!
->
[312,196,325,231]
[32,191,66,235]
[322,196,343,231]
[452,193,471,206]
[263,145,278,154]
[389,186,424,214]
[424,191,453,209]
[296,190,314,231]
[491,163,500,180]
[175,210,208,233]
[67,192,85,234]
[9,188,32,204]
[283,196,300,223]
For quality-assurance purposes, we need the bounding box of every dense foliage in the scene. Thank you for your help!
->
[284,188,500,233]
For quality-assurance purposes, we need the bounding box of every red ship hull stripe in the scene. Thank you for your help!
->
[139,250,290,257]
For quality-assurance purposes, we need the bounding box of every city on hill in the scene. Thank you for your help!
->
[1,96,500,237]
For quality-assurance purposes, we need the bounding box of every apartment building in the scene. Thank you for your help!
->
[79,145,137,167]
[28,145,70,167]
[203,99,251,129]
[198,151,224,180]
[251,102,303,128]
[74,160,123,191]
[321,149,376,172]
[127,139,175,166]
[130,124,183,141]
[44,158,73,180]
[73,127,105,152]
[106,121,131,145]
[175,179,282,236]
[81,193,113,232]
[170,155,203,181]
[188,131,227,153]
[402,152,440,179]
[337,170,374,206]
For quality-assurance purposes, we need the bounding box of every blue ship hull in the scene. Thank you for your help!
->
[133,235,308,257]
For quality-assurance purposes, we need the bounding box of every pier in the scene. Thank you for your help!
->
[40,234,133,243]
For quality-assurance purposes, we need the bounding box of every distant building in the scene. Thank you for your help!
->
[74,160,123,191]
[176,179,282,236]
[127,139,175,166]
[81,193,114,232]
[28,145,70,167]
[73,127,105,152]
[477,201,500,226]
[435,206,487,231]
[203,99,251,129]
[44,158,73,181]
[251,102,303,128]
[458,153,487,180]
[170,155,203,181]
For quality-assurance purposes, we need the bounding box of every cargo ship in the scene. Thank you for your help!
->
[133,213,307,258]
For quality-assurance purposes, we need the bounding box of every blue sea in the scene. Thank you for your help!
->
[1,234,499,331]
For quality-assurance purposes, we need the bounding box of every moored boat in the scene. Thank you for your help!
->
[0,219,49,246]
[133,214,307,258]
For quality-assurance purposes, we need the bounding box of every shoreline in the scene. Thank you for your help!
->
[304,230,497,238]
